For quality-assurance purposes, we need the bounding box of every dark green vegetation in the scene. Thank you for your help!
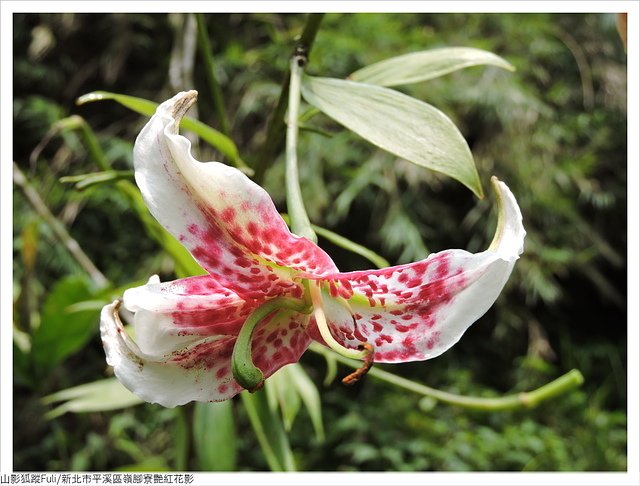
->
[13,13,626,471]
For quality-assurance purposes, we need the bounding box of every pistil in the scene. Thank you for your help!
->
[308,283,375,383]
[231,296,311,391]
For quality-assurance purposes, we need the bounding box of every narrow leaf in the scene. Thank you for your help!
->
[349,47,515,87]
[281,213,390,269]
[173,408,190,471]
[285,364,325,441]
[265,367,302,432]
[241,390,296,471]
[76,91,246,170]
[301,75,483,198]
[313,224,390,269]
[193,401,237,471]
[60,170,133,191]
[42,378,143,419]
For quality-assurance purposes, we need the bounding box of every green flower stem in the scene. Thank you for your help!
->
[195,13,231,136]
[308,342,584,411]
[285,53,317,243]
[232,297,310,391]
[254,13,325,183]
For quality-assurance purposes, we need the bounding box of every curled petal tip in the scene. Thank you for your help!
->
[165,90,198,126]
[488,176,526,256]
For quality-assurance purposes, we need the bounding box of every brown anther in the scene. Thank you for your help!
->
[342,343,375,386]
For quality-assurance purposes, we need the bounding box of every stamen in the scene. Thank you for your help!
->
[309,282,375,385]
[342,343,375,385]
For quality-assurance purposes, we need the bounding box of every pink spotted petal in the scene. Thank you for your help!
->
[319,178,525,363]
[133,91,338,298]
[101,301,312,406]
[100,300,242,406]
[122,275,261,357]
[247,310,313,381]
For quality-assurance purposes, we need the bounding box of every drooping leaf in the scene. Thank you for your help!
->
[301,75,483,198]
[193,401,237,471]
[284,363,325,441]
[76,90,246,169]
[265,367,302,433]
[42,378,143,419]
[265,365,325,442]
[349,47,515,87]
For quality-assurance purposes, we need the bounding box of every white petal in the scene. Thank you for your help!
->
[318,177,525,362]
[100,300,312,407]
[122,275,257,357]
[133,91,337,299]
[100,301,242,407]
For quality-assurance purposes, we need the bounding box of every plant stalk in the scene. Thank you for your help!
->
[309,342,584,411]
[285,52,317,242]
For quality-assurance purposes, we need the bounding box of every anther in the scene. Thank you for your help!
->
[342,343,375,386]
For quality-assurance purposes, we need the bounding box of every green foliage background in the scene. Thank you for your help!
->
[13,13,627,471]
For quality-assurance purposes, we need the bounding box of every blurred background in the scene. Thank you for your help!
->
[12,13,627,471]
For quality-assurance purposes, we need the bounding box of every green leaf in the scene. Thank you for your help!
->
[301,75,483,198]
[173,408,190,471]
[349,47,515,87]
[265,367,302,432]
[31,275,102,374]
[76,91,157,116]
[76,90,247,170]
[60,170,133,191]
[241,389,296,471]
[283,364,325,441]
[115,457,171,472]
[192,401,237,471]
[42,378,143,419]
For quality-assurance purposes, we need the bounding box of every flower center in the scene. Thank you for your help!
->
[231,280,375,392]
[231,296,311,392]
[308,281,375,384]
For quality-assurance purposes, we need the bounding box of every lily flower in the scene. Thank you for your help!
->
[100,91,525,407]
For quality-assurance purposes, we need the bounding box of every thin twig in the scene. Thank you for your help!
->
[13,162,108,287]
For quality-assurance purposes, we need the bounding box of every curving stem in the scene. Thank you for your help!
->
[231,297,311,391]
